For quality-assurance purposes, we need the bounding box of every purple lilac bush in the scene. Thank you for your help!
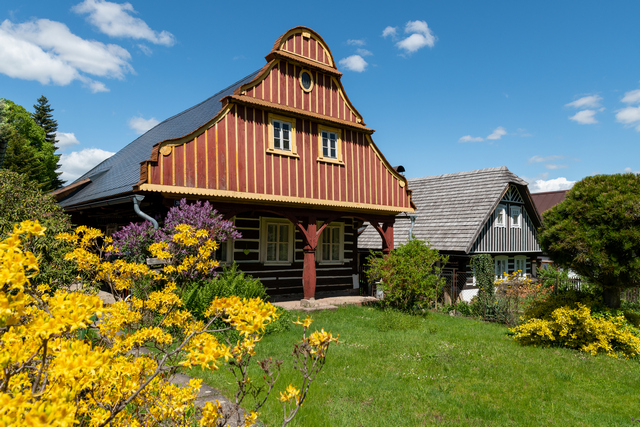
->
[111,199,241,278]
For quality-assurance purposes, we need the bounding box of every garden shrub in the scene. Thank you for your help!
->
[0,170,75,288]
[366,238,447,312]
[181,263,267,321]
[521,289,603,322]
[511,303,640,358]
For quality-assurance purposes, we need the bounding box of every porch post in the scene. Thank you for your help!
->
[302,218,317,299]
[381,221,394,255]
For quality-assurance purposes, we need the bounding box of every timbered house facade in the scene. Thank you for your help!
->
[359,167,542,301]
[56,27,414,298]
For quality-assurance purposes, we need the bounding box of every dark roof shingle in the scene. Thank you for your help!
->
[59,71,261,208]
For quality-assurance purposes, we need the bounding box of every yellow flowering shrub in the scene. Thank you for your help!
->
[1,221,338,426]
[510,303,640,358]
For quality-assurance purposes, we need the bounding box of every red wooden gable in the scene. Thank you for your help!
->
[137,27,414,215]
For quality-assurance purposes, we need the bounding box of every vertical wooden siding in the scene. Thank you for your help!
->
[147,105,410,210]
[470,205,540,253]
[245,62,360,124]
[280,33,333,67]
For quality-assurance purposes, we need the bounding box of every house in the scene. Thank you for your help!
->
[54,26,415,299]
[358,167,542,301]
[530,189,569,271]
[531,190,568,217]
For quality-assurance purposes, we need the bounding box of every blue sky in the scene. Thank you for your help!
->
[2,1,639,192]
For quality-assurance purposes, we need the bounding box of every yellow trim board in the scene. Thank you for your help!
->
[138,183,414,214]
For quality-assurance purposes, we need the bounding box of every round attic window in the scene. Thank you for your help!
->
[299,70,314,92]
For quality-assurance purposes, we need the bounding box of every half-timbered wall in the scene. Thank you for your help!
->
[470,187,540,253]
[146,105,410,211]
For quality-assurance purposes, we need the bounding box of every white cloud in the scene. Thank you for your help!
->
[458,135,484,143]
[0,18,132,90]
[56,132,80,149]
[382,26,397,38]
[59,148,114,182]
[486,126,506,140]
[622,167,640,174]
[72,0,175,46]
[395,20,437,54]
[565,95,602,109]
[338,55,368,72]
[545,164,569,170]
[129,116,159,134]
[529,177,576,193]
[615,106,640,131]
[346,39,365,46]
[569,109,598,124]
[528,155,565,164]
[356,48,373,57]
[621,89,640,104]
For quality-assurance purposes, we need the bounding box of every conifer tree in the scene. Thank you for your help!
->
[32,95,65,189]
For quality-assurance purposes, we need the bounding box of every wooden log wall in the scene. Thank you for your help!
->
[229,212,357,294]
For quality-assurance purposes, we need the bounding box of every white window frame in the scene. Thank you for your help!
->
[495,256,509,278]
[317,125,344,164]
[494,204,507,228]
[267,113,298,157]
[510,206,522,229]
[514,255,527,276]
[260,218,294,265]
[317,222,344,264]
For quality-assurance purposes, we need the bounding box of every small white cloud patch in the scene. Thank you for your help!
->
[129,116,160,134]
[395,20,437,54]
[528,155,565,164]
[569,110,598,124]
[486,126,506,140]
[565,95,602,109]
[347,39,366,46]
[616,88,640,132]
[529,177,576,193]
[339,55,368,72]
[56,132,80,149]
[382,26,397,38]
[458,135,484,143]
[72,0,176,46]
[59,148,115,182]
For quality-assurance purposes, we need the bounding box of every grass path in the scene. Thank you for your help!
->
[189,305,640,426]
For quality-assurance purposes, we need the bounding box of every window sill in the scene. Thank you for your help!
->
[263,261,293,266]
[267,148,299,158]
[316,157,345,166]
[318,261,344,266]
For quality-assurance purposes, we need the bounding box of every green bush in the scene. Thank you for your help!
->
[366,239,447,312]
[0,171,75,288]
[181,263,267,320]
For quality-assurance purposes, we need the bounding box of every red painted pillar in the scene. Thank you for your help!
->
[301,218,318,299]
[382,221,394,255]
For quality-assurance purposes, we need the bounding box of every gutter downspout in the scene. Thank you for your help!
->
[408,215,417,240]
[132,195,158,229]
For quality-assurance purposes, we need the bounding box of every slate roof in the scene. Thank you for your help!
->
[359,167,538,253]
[531,190,567,216]
[59,71,261,208]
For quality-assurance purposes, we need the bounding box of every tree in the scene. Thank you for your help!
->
[0,170,76,288]
[539,173,640,308]
[32,95,64,189]
[0,99,61,191]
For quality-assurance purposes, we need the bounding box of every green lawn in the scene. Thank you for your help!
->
[188,305,640,426]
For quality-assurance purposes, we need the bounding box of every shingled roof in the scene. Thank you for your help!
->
[58,71,261,208]
[359,166,540,253]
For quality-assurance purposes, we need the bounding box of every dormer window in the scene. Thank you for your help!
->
[510,206,522,228]
[495,204,506,228]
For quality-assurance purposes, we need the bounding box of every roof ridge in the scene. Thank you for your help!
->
[408,166,510,181]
